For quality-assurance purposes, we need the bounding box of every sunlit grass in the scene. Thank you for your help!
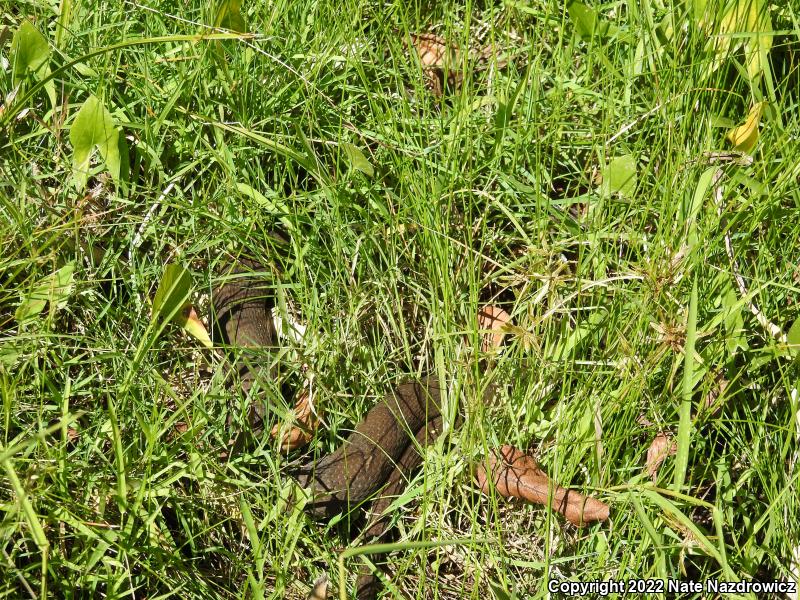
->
[1,1,799,598]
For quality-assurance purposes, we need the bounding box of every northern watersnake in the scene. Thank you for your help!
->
[213,256,450,597]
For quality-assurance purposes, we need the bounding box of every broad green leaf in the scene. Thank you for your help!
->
[70,95,124,189]
[568,1,597,39]
[787,319,800,348]
[215,0,246,32]
[15,262,75,324]
[727,102,766,153]
[341,142,374,178]
[568,1,619,41]
[0,344,22,367]
[10,20,50,84]
[729,171,766,196]
[602,154,637,197]
[55,0,74,48]
[151,263,193,326]
[238,497,260,553]
[656,11,676,46]
[488,580,517,600]
[73,62,99,78]
[10,20,56,111]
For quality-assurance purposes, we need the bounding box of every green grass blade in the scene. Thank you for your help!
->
[673,276,698,492]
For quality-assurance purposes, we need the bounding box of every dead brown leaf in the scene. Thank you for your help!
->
[408,33,454,97]
[402,31,511,97]
[407,32,456,69]
[404,32,466,96]
[478,304,512,352]
[476,445,609,526]
[306,574,328,600]
[645,432,677,482]
[67,427,79,444]
[270,385,319,451]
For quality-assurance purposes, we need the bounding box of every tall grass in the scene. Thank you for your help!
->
[1,0,799,598]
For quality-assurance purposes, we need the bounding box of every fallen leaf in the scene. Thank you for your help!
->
[726,102,767,153]
[476,445,609,526]
[645,432,677,482]
[270,385,319,451]
[477,305,512,352]
[404,32,462,96]
[177,304,213,349]
[408,32,454,69]
[67,427,79,444]
[307,574,328,600]
[402,31,511,97]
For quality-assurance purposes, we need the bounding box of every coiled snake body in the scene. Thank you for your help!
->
[213,257,447,598]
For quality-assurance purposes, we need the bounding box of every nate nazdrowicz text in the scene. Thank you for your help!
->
[548,578,796,596]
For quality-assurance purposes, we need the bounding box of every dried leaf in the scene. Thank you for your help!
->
[476,445,609,526]
[408,32,454,69]
[402,31,510,97]
[645,432,677,481]
[177,304,213,348]
[270,385,319,451]
[478,305,512,352]
[405,32,462,96]
[66,427,79,444]
[307,574,328,600]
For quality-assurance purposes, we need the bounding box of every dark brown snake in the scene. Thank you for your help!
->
[213,257,450,598]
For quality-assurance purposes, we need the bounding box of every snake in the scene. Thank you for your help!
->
[213,256,452,598]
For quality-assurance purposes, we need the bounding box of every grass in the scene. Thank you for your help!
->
[1,0,800,598]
